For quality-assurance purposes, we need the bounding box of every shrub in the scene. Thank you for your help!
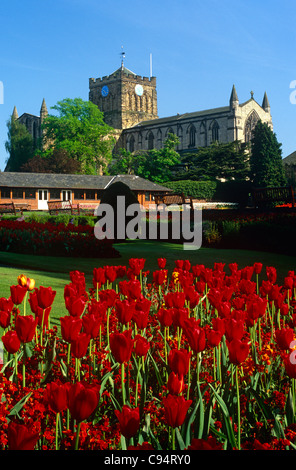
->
[165,180,217,200]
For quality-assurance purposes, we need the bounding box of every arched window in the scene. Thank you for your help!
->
[188,124,196,148]
[147,131,154,150]
[244,111,259,143]
[211,121,219,142]
[129,135,135,153]
[200,121,206,147]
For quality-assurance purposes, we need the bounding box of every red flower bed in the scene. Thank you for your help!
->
[0,219,120,258]
[1,259,296,451]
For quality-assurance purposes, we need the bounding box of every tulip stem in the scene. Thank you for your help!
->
[236,366,241,450]
[74,422,81,450]
[55,413,60,450]
[121,363,126,405]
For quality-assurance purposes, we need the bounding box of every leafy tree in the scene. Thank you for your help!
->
[176,141,250,182]
[250,121,287,187]
[110,133,181,183]
[41,98,116,174]
[5,116,34,171]
[20,148,82,174]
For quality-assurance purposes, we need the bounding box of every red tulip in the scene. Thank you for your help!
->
[110,329,134,363]
[275,328,295,351]
[15,315,37,343]
[133,309,149,330]
[164,291,185,309]
[114,405,140,439]
[65,295,86,317]
[93,267,106,288]
[187,437,223,450]
[168,348,191,376]
[71,332,91,358]
[167,372,184,395]
[207,329,223,348]
[68,381,100,423]
[128,258,145,276]
[2,330,21,354]
[0,297,14,313]
[157,258,167,269]
[227,338,250,365]
[7,421,39,450]
[266,266,277,284]
[134,335,150,358]
[0,309,11,329]
[98,289,118,308]
[35,286,56,309]
[157,307,173,327]
[183,318,206,354]
[10,285,27,305]
[162,394,192,428]
[104,265,118,283]
[224,318,245,342]
[60,315,82,343]
[44,380,69,414]
[82,313,101,339]
[253,262,263,275]
[115,299,135,325]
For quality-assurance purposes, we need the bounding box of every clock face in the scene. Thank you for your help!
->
[101,85,109,97]
[135,84,143,96]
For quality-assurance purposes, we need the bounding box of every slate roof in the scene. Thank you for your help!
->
[0,172,170,192]
[129,106,230,130]
[283,152,296,165]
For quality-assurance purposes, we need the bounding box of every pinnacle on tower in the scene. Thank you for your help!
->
[229,84,239,106]
[12,106,18,120]
[262,91,270,112]
[40,98,48,124]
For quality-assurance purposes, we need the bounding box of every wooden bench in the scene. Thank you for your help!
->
[77,203,99,216]
[252,186,295,209]
[47,200,79,215]
[154,192,194,210]
[0,202,23,216]
[14,203,31,212]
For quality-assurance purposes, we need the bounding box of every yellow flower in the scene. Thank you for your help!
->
[17,274,27,287]
[27,278,36,291]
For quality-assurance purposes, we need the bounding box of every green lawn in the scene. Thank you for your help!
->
[0,240,295,332]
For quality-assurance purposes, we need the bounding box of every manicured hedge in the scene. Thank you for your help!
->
[166,179,252,207]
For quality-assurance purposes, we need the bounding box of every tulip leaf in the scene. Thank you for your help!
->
[175,427,185,450]
[208,383,237,449]
[6,392,32,421]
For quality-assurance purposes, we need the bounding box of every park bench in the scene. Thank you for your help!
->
[47,200,79,215]
[0,202,23,216]
[154,192,194,210]
[77,202,99,216]
[14,203,31,212]
[252,185,295,209]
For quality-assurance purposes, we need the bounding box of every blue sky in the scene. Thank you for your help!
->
[0,0,295,170]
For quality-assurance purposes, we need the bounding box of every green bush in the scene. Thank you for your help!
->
[165,180,217,200]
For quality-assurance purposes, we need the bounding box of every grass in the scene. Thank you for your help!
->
[0,239,295,332]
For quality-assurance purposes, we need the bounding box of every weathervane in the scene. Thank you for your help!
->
[120,46,125,69]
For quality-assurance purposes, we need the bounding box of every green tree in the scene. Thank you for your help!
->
[41,97,116,174]
[5,116,34,171]
[20,148,82,174]
[110,133,181,183]
[177,140,250,181]
[250,121,287,187]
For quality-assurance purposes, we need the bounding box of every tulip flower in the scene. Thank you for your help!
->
[65,295,86,317]
[10,285,27,305]
[71,332,91,359]
[82,313,101,339]
[7,421,39,450]
[162,394,192,429]
[157,258,167,269]
[68,381,100,423]
[110,329,134,364]
[2,330,21,354]
[60,315,82,343]
[168,348,191,377]
[115,405,140,439]
[183,318,206,354]
[44,380,69,414]
[275,328,295,351]
[128,258,145,276]
[93,267,106,289]
[17,274,27,287]
[167,371,184,395]
[35,286,56,309]
[134,334,150,358]
[157,307,173,327]
[0,309,11,329]
[187,437,223,450]
[227,338,250,365]
[114,299,135,325]
[15,315,37,343]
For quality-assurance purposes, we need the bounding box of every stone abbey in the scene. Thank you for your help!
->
[12,62,273,158]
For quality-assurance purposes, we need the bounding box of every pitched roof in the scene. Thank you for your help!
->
[283,151,296,165]
[130,106,230,130]
[0,172,170,192]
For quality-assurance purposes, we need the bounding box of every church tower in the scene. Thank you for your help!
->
[89,62,158,130]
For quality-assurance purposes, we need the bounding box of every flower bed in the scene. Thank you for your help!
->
[1,259,296,451]
[0,219,120,258]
